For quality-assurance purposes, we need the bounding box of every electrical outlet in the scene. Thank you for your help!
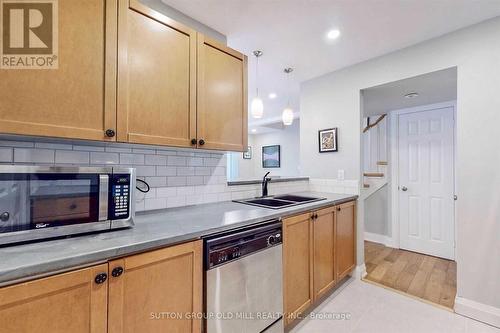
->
[337,169,345,181]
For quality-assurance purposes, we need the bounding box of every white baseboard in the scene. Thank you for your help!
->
[364,232,395,248]
[455,296,500,328]
[353,263,367,279]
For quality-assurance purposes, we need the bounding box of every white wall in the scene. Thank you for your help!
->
[300,16,500,323]
[231,121,301,180]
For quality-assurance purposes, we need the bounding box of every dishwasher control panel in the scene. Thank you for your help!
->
[204,221,282,269]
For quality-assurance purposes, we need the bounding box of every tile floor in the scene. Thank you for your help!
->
[290,278,500,333]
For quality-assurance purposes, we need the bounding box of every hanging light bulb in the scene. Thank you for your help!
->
[282,107,294,125]
[251,50,264,118]
[282,67,294,126]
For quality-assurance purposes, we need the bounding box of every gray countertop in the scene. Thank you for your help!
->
[0,192,357,286]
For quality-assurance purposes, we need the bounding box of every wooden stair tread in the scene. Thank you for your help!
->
[377,161,388,166]
[363,184,370,188]
[364,172,384,178]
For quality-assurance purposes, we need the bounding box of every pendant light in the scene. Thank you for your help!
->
[250,50,264,119]
[282,67,294,126]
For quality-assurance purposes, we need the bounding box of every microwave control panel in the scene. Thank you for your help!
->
[110,174,130,219]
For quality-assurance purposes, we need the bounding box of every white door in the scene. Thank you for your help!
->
[398,107,454,259]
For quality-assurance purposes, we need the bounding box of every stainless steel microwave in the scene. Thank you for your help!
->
[0,166,135,245]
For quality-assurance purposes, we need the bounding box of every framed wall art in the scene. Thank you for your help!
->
[318,128,338,153]
[262,145,280,168]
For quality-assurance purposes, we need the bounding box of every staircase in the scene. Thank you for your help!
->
[362,114,388,198]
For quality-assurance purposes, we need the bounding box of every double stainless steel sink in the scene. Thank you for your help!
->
[234,194,326,209]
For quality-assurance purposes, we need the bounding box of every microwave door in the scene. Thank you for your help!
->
[0,179,30,232]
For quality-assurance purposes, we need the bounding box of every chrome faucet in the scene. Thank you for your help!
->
[262,172,271,197]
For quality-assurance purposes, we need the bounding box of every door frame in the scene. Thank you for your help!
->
[389,100,457,259]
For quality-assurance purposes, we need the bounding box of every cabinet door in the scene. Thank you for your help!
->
[0,264,108,333]
[0,0,117,142]
[108,240,202,333]
[117,0,197,147]
[313,206,336,300]
[336,201,357,280]
[283,213,313,326]
[197,34,248,151]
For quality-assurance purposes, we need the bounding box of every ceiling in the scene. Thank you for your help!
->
[162,0,500,124]
[362,67,457,116]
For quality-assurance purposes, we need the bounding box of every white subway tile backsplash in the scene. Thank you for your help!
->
[0,147,13,162]
[167,156,186,166]
[187,157,203,166]
[106,146,132,153]
[203,158,220,167]
[167,176,187,187]
[177,167,195,176]
[156,149,177,156]
[73,145,105,152]
[120,153,144,165]
[135,165,156,177]
[156,166,176,176]
[14,148,54,163]
[55,150,89,164]
[213,167,226,176]
[90,152,119,165]
[195,167,212,176]
[167,196,186,208]
[145,155,167,166]
[35,142,73,150]
[0,138,314,212]
[186,176,204,186]
[132,148,155,154]
[156,187,177,198]
[145,176,167,187]
[145,198,167,210]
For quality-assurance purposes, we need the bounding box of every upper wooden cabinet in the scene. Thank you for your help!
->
[0,0,117,142]
[117,0,197,147]
[312,206,336,300]
[336,201,357,280]
[282,212,313,326]
[0,0,247,152]
[108,240,202,333]
[197,35,248,151]
[0,264,108,333]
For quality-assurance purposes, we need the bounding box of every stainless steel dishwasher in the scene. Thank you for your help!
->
[204,221,283,333]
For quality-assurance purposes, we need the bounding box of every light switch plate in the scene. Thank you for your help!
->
[337,169,345,180]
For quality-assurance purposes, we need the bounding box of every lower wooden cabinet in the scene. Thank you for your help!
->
[0,264,109,333]
[336,201,357,280]
[108,240,202,333]
[282,212,313,326]
[283,200,357,327]
[0,240,202,333]
[312,206,336,300]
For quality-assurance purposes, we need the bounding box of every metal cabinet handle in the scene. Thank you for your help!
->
[199,139,205,146]
[337,207,341,212]
[401,186,408,192]
[94,273,108,284]
[111,266,124,278]
[191,138,197,145]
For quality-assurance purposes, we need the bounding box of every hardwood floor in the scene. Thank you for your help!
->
[364,241,457,309]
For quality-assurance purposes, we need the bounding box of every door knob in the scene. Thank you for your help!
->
[105,129,115,137]
[401,186,408,192]
[94,273,108,284]
[111,266,124,277]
